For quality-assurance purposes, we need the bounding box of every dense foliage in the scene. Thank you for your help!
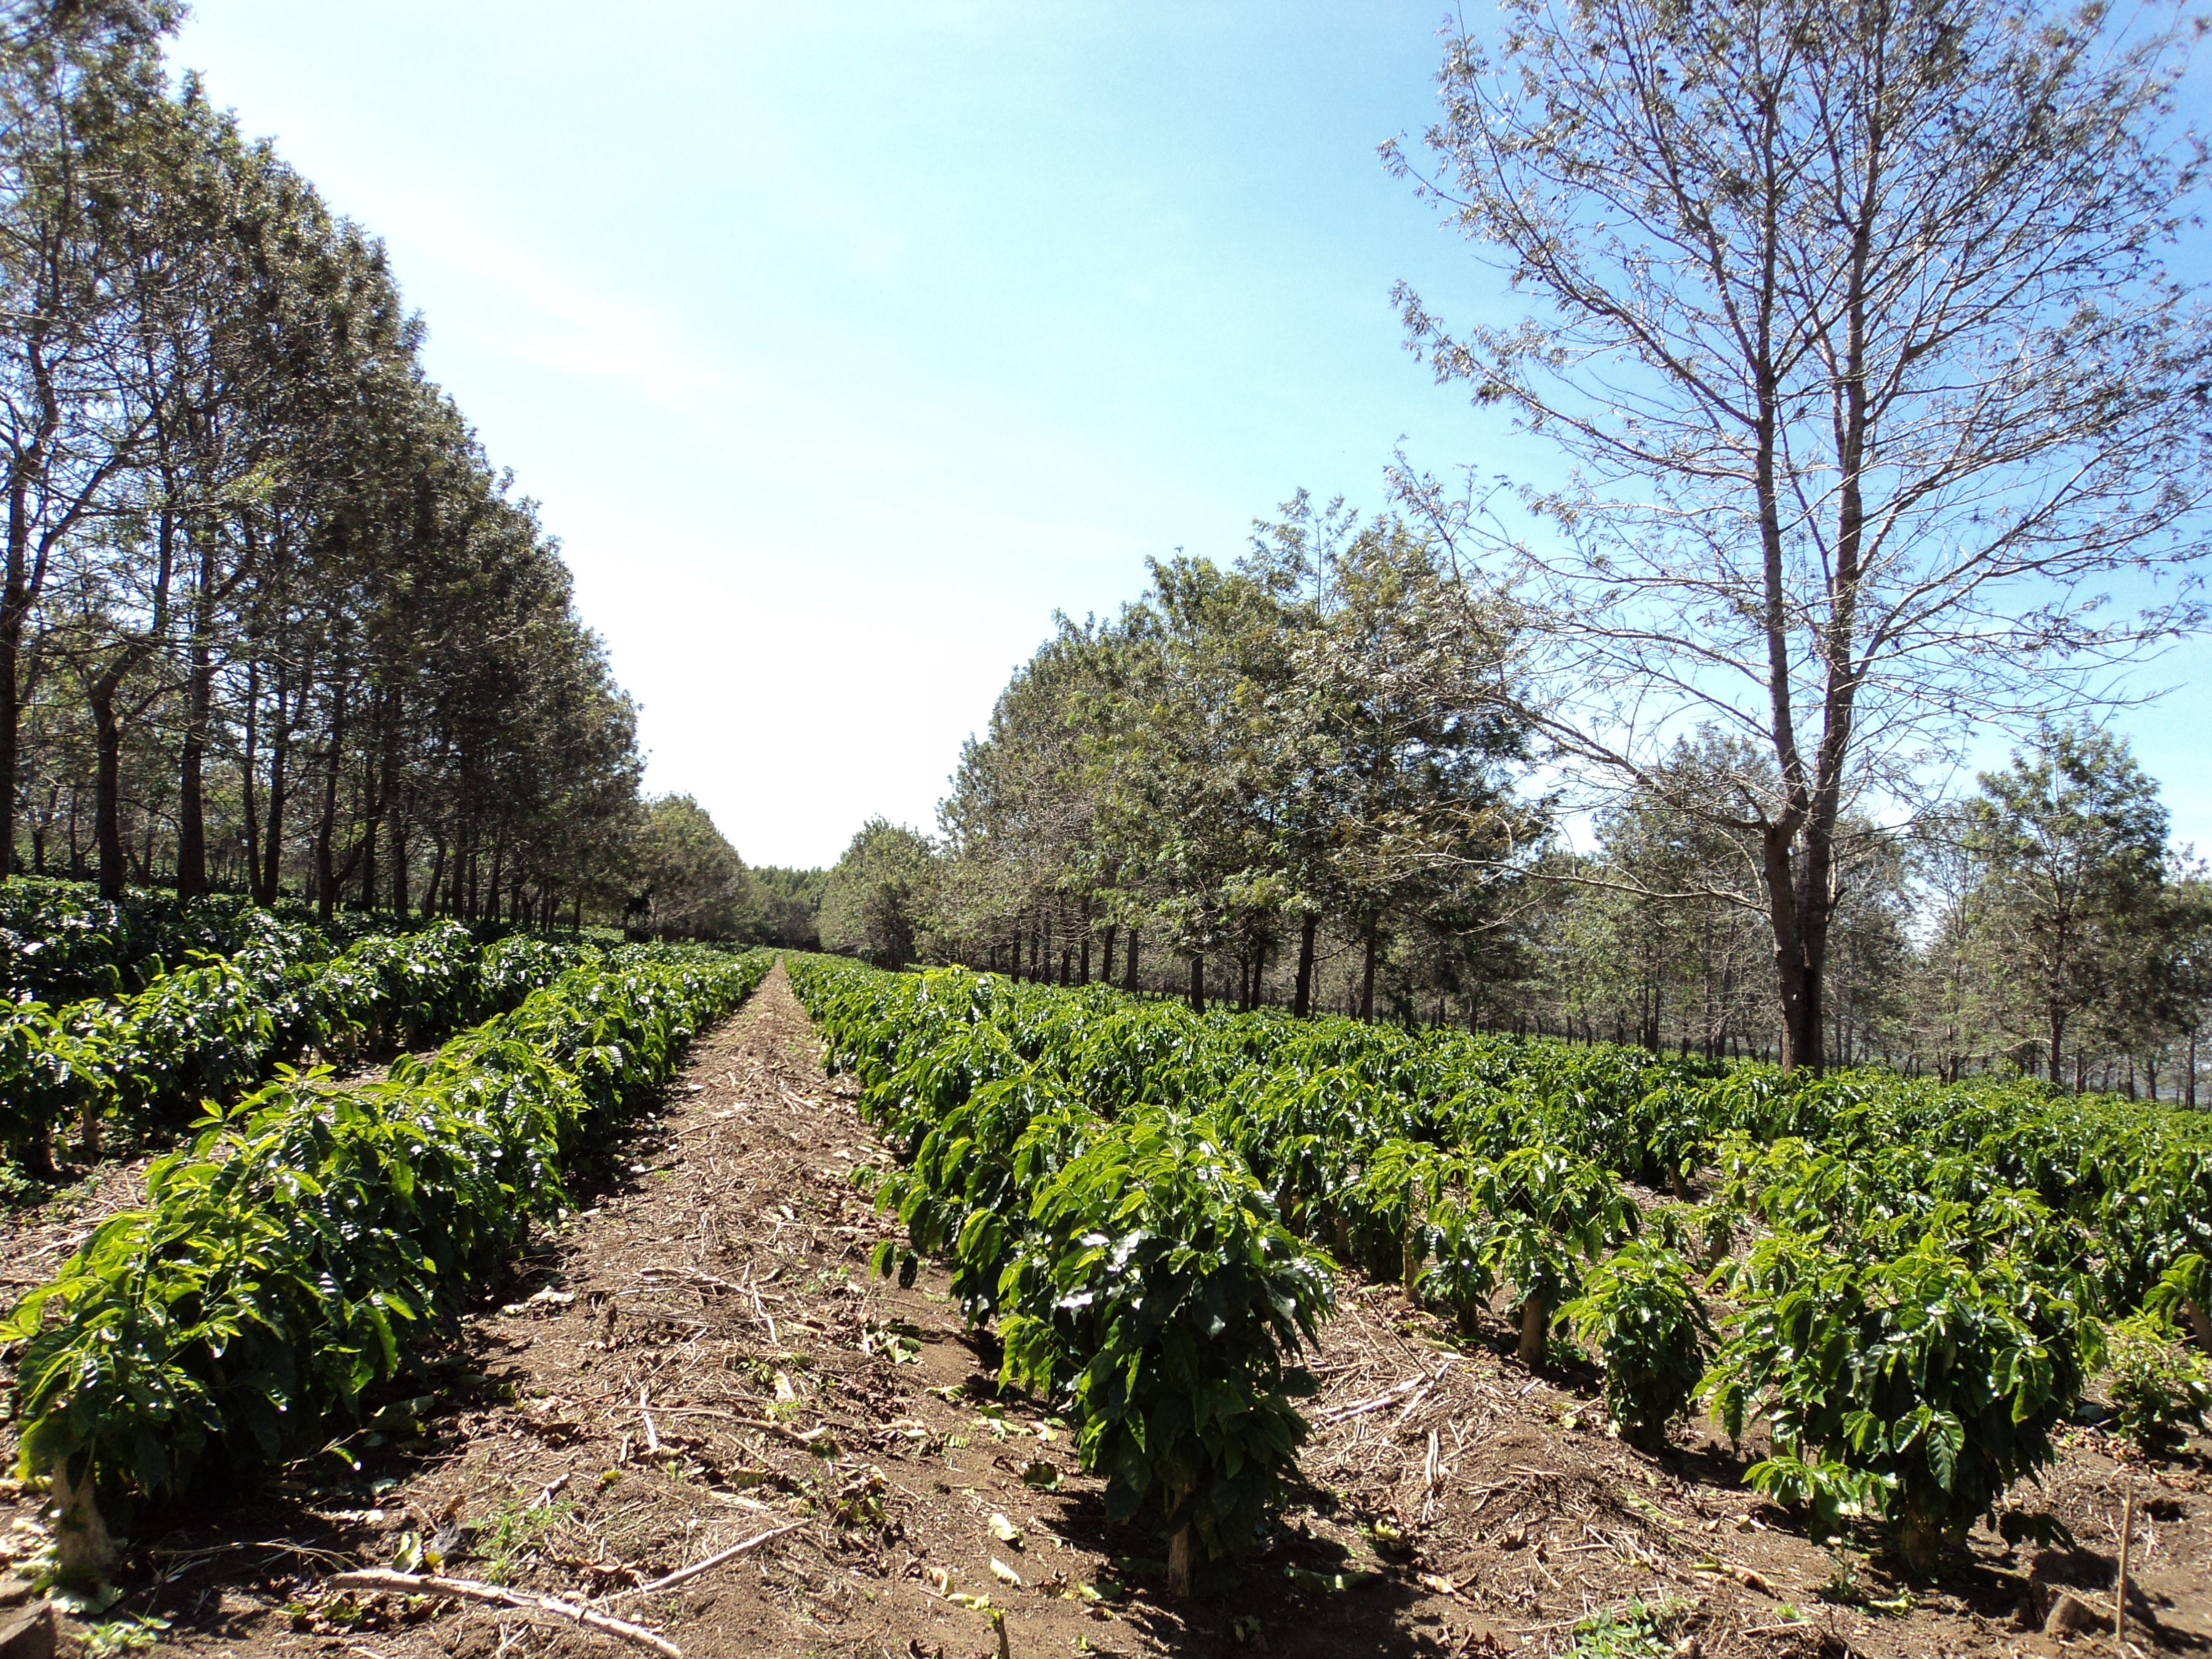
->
[0,877,350,1002]
[794,956,2212,1572]
[792,956,1333,1590]
[2,9,657,924]
[626,796,758,941]
[839,578,2211,1096]
[4,946,773,1531]
[0,915,579,1170]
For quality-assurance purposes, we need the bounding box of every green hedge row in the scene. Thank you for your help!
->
[0,922,583,1170]
[789,954,1332,1592]
[0,878,409,1005]
[793,959,2209,1574]
[6,946,774,1539]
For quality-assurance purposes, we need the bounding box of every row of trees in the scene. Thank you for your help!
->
[819,0,2212,1101]
[800,503,2210,1093]
[1518,726,2210,1098]
[812,498,1533,1001]
[910,497,1536,1016]
[3,3,644,919]
[624,792,825,948]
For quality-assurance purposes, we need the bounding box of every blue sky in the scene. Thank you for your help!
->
[170,2,2210,868]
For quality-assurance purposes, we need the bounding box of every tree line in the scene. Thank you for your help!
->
[813,526,2212,1101]
[3,3,643,921]
[815,0,2212,1100]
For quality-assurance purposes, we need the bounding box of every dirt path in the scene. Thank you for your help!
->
[6,962,2206,1659]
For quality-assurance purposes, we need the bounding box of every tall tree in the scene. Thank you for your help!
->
[1248,498,1533,1018]
[1966,724,2200,1086]
[629,794,754,940]
[821,818,937,970]
[1390,0,2212,1071]
[0,3,169,874]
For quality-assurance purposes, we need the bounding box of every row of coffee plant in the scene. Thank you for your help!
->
[787,954,1334,1597]
[6,945,774,1573]
[795,958,2212,1575]
[0,922,582,1171]
[0,878,411,1005]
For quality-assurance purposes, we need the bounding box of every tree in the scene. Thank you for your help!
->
[1245,497,1533,1019]
[1390,0,2212,1072]
[0,4,170,877]
[751,865,825,949]
[1966,724,2201,1086]
[931,505,1535,1017]
[936,618,1115,982]
[820,818,937,969]
[627,794,753,940]
[0,14,654,917]
[1088,556,1284,1011]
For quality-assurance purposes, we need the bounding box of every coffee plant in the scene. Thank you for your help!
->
[787,953,2205,1579]
[998,1109,1332,1593]
[0,923,577,1171]
[1560,1240,1710,1449]
[2103,1311,2211,1458]
[4,947,772,1557]
[1703,1220,2094,1571]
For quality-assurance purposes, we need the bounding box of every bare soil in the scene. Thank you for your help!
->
[2,962,2206,1659]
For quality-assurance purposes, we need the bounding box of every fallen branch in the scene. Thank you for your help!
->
[1390,1381,1439,1432]
[1316,1375,1427,1425]
[329,1569,681,1659]
[648,1406,832,1447]
[612,1524,802,1601]
[2117,1475,2137,1650]
[640,1265,747,1296]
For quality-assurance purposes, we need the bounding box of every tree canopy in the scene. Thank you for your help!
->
[0,2,680,921]
[1387,0,2212,1072]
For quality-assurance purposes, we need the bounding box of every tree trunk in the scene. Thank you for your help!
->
[1101,924,1118,985]
[1897,1512,1940,1578]
[389,802,409,917]
[1359,921,1378,1022]
[175,629,214,898]
[0,607,20,876]
[1166,1524,1193,1599]
[51,1461,117,1586]
[1123,930,1139,992]
[315,684,347,926]
[89,681,126,899]
[0,484,24,875]
[175,536,227,899]
[1188,953,1204,1014]
[0,453,61,879]
[1293,914,1318,1018]
[259,678,291,907]
[1764,825,1820,1073]
[1517,1295,1547,1366]
[357,808,378,915]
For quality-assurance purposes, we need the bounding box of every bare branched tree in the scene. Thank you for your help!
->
[1387,0,2212,1070]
